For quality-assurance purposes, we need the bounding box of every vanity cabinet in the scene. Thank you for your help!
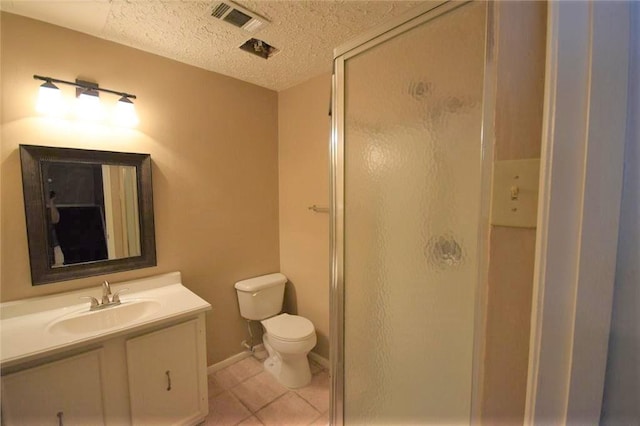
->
[1,349,106,426]
[1,315,208,426]
[0,272,211,426]
[126,319,207,426]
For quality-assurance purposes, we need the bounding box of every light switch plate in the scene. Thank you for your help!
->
[491,158,540,228]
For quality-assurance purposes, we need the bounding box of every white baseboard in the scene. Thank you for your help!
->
[207,344,266,374]
[207,351,251,374]
[309,351,330,369]
[207,345,328,374]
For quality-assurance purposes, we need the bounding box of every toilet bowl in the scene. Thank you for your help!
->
[261,313,317,388]
[234,273,317,388]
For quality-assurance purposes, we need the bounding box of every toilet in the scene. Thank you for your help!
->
[235,273,317,388]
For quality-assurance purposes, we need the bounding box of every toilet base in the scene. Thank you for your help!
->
[263,336,312,389]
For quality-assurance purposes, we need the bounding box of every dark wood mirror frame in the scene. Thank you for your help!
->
[20,145,157,285]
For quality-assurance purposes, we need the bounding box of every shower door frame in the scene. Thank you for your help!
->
[329,2,496,424]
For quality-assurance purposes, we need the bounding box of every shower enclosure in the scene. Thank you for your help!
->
[330,1,493,424]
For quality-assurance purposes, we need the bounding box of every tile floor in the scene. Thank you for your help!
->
[204,351,329,426]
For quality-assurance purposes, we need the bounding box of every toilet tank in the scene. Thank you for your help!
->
[235,273,287,320]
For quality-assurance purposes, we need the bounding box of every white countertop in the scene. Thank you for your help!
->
[0,272,211,368]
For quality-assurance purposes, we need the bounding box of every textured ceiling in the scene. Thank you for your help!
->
[0,0,422,91]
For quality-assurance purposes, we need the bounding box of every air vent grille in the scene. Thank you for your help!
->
[211,3,230,18]
[225,9,252,27]
[210,1,269,33]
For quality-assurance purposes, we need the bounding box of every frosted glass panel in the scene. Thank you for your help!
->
[343,3,486,424]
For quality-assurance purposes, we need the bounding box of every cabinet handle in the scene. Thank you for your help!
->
[57,411,64,426]
[165,370,172,391]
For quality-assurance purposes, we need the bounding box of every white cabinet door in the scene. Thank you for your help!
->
[126,319,206,426]
[1,349,106,426]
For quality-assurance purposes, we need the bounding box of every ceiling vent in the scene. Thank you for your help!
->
[211,1,269,33]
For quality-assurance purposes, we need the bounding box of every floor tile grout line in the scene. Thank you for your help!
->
[256,389,293,414]
[232,411,257,426]
[206,356,328,425]
[254,391,321,426]
[294,370,330,413]
[205,390,253,426]
[229,382,287,414]
[294,390,325,414]
[211,358,265,391]
[307,410,324,426]
[228,383,264,414]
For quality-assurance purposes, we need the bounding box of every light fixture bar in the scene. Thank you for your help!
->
[33,75,136,99]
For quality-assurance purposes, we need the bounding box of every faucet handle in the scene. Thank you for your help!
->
[80,296,99,310]
[112,288,129,304]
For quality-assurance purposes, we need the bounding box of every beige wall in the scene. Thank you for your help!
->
[0,13,280,365]
[277,73,331,359]
[0,14,3,294]
[480,1,546,424]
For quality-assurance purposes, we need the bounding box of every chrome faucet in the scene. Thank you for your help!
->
[80,280,129,311]
[101,280,112,305]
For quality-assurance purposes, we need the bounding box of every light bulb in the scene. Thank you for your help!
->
[75,90,105,121]
[113,96,139,127]
[36,81,65,117]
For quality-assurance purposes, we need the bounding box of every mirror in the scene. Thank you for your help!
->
[20,145,156,285]
[43,162,141,266]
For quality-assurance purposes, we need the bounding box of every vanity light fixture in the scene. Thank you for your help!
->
[33,75,138,126]
[113,95,140,127]
[35,79,65,116]
[75,83,104,121]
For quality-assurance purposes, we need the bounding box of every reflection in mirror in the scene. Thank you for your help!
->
[20,145,156,285]
[43,162,141,267]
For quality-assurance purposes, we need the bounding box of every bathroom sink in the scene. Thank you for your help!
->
[48,300,162,335]
[1,272,212,367]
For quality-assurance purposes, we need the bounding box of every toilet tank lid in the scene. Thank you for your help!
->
[234,273,287,292]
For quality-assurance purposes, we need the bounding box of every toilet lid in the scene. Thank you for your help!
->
[262,313,315,341]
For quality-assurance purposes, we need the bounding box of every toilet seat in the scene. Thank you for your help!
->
[262,313,315,342]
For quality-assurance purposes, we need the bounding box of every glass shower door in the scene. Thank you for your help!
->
[333,2,489,424]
